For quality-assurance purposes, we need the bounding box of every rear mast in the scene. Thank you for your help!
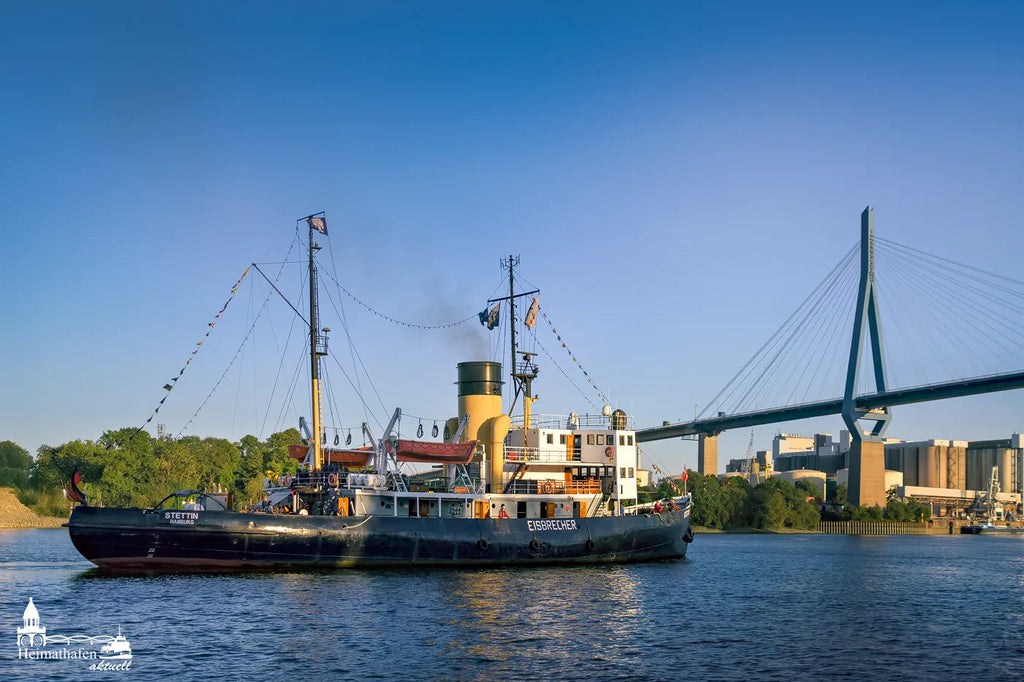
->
[304,212,328,473]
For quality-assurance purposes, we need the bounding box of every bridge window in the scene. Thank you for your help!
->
[587,434,595,445]
[596,435,604,445]
[559,434,567,445]
[628,467,634,478]
[546,433,553,445]
[620,467,626,478]
[627,435,634,446]
[619,435,625,446]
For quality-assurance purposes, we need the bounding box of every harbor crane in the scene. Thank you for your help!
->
[740,431,760,485]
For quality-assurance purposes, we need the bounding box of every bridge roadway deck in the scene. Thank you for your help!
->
[637,369,1024,441]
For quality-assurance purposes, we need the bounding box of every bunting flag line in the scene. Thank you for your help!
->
[135,264,251,432]
[537,304,610,407]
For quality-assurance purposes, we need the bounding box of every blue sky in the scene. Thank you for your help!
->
[2,1,1023,474]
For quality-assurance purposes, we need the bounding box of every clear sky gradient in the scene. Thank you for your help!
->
[2,1,1023,474]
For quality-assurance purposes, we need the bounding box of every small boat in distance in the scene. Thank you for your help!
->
[68,214,691,569]
[959,523,1024,535]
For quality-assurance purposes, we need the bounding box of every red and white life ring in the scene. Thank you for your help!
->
[280,474,292,487]
[604,446,614,459]
[327,472,339,487]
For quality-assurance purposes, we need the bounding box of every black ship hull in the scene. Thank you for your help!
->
[68,505,691,570]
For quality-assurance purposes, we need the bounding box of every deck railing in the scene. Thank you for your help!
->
[509,413,634,430]
[504,446,582,464]
[502,478,603,495]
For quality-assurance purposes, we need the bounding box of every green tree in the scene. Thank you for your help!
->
[882,497,932,522]
[263,429,303,477]
[721,476,751,527]
[236,434,268,505]
[0,441,31,488]
[747,477,820,530]
[795,479,822,502]
[688,471,729,528]
[844,504,884,521]
[834,482,848,506]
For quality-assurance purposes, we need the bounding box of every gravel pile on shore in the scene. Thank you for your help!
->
[0,487,66,528]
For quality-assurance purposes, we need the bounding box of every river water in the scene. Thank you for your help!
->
[1,529,1022,680]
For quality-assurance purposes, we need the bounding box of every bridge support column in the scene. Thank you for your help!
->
[698,434,718,476]
[848,440,885,507]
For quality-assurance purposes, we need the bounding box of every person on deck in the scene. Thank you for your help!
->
[653,500,663,513]
[498,504,510,519]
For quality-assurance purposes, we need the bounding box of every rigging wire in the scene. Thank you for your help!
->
[175,231,302,437]
[256,279,305,439]
[318,274,390,426]
[131,264,255,438]
[324,268,479,329]
[271,343,309,437]
[536,305,611,407]
[320,245,373,427]
[532,333,601,412]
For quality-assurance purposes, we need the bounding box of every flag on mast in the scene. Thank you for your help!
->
[307,216,328,235]
[478,303,500,330]
[524,297,539,328]
[66,467,87,504]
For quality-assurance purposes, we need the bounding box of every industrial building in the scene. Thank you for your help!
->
[723,430,1023,519]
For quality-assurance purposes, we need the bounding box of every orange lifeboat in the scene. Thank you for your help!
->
[287,444,373,467]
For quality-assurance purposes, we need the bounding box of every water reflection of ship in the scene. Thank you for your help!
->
[444,568,642,664]
[99,627,132,660]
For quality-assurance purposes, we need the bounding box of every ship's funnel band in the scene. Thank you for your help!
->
[457,361,503,397]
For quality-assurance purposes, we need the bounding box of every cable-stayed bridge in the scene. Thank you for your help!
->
[637,208,1024,506]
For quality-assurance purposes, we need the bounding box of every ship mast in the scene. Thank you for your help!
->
[305,213,328,472]
[489,255,538,418]
[507,254,518,399]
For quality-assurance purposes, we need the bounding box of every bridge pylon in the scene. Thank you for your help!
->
[843,207,890,507]
[698,433,718,476]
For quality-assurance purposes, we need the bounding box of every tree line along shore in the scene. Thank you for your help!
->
[0,429,305,524]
